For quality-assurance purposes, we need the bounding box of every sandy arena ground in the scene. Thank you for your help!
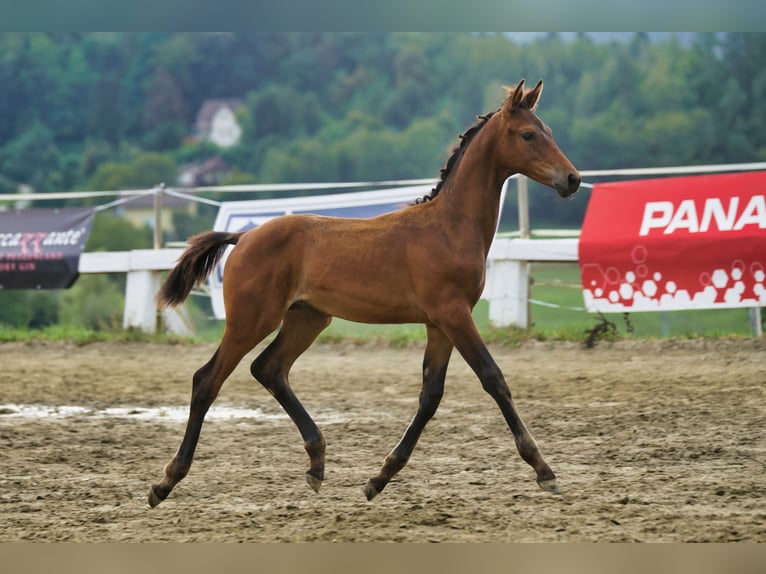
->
[0,337,763,542]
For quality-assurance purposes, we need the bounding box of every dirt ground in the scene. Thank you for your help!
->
[0,337,764,542]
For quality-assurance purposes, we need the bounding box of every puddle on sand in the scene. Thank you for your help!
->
[0,404,351,424]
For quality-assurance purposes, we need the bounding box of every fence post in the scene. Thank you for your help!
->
[517,175,530,240]
[153,184,164,250]
[153,184,164,333]
[517,176,531,329]
[749,307,763,337]
[123,268,163,332]
[483,175,532,331]
[485,256,529,328]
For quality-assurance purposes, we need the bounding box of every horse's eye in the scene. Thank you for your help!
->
[521,131,535,141]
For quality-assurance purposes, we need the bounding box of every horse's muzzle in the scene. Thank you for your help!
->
[555,171,581,198]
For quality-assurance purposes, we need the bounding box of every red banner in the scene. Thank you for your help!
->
[578,172,766,312]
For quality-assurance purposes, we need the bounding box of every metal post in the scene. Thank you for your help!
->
[153,183,164,250]
[517,175,530,239]
[749,307,763,337]
[516,176,531,329]
[661,311,670,338]
[153,184,164,333]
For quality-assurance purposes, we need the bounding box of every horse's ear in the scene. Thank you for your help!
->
[503,79,526,112]
[524,80,544,110]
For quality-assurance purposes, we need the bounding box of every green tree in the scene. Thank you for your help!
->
[640,108,715,166]
[87,152,177,191]
[334,127,402,181]
[87,75,125,150]
[78,139,118,183]
[399,115,452,178]
[382,44,432,128]
[237,85,325,174]
[0,291,59,328]
[244,84,324,142]
[140,68,189,151]
[260,139,339,184]
[0,121,62,192]
[58,274,124,330]
[0,173,17,194]
[0,40,18,142]
[85,211,152,251]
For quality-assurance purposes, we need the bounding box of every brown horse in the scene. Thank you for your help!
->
[148,79,580,507]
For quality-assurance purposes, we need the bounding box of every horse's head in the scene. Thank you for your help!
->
[497,79,580,198]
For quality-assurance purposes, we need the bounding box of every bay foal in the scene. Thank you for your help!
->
[149,79,580,507]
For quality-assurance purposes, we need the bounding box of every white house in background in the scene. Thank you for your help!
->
[194,98,244,148]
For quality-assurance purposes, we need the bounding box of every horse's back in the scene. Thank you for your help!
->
[224,211,432,324]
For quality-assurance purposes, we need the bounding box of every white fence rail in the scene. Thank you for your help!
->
[78,238,563,334]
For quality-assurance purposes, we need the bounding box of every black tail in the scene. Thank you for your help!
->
[158,231,242,308]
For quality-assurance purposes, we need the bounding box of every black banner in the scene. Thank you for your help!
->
[0,207,95,290]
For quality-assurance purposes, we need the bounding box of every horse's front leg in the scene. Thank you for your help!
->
[437,306,559,493]
[365,325,454,500]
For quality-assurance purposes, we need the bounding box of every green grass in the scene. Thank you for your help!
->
[528,263,759,338]
[0,324,195,345]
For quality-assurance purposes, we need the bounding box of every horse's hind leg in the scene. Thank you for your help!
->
[148,320,278,507]
[250,303,331,493]
[365,324,454,500]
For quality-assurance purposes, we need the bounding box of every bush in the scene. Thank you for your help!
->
[0,290,59,328]
[58,274,124,330]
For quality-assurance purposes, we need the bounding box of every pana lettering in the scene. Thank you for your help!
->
[639,195,766,236]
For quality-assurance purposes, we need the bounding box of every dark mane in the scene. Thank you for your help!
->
[416,110,497,204]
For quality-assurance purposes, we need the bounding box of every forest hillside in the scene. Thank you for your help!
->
[2,32,764,229]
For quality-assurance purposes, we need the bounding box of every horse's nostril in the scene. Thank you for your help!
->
[568,172,581,190]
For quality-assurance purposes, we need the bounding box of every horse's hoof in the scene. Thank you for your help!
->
[363,480,380,502]
[305,472,322,494]
[148,486,165,508]
[537,478,561,494]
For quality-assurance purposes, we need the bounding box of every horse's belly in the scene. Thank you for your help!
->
[300,280,426,325]
[315,292,426,324]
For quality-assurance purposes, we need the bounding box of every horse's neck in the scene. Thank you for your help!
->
[436,121,509,255]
